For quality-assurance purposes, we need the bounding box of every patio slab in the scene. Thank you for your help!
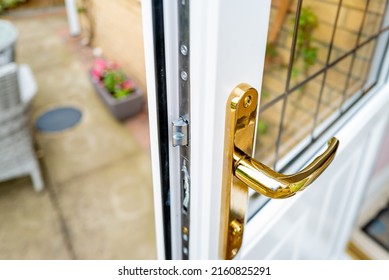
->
[55,154,156,259]
[0,8,155,259]
[0,177,71,260]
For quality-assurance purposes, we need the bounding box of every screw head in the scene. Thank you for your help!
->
[231,248,238,257]
[230,219,243,236]
[232,225,242,236]
[244,95,252,108]
[180,45,188,55]
[181,71,188,81]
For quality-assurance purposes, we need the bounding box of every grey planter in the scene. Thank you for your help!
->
[90,73,144,121]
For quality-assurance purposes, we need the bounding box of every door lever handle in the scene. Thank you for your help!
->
[233,137,339,199]
[221,83,339,259]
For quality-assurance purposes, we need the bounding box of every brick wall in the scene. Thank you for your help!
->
[258,0,387,164]
[264,0,386,100]
[269,0,385,71]
[88,0,146,93]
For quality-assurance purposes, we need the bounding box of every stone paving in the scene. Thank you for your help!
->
[0,8,156,259]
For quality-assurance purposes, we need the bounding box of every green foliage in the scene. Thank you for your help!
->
[292,7,318,77]
[261,89,270,99]
[92,58,136,100]
[266,43,278,58]
[0,0,27,13]
[103,70,134,99]
[257,120,268,135]
[77,7,87,13]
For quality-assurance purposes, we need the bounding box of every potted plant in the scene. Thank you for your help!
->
[90,58,143,120]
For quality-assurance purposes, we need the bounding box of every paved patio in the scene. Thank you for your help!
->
[0,8,156,259]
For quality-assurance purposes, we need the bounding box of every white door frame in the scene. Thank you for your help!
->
[142,0,192,260]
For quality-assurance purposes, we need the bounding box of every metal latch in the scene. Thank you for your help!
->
[172,117,188,146]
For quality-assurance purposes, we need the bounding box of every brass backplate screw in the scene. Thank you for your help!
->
[244,95,252,108]
[230,219,243,236]
[229,220,243,258]
[231,248,238,257]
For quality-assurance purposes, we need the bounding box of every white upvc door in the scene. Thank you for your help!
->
[142,0,389,260]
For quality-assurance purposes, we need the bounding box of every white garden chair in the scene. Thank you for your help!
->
[0,63,43,191]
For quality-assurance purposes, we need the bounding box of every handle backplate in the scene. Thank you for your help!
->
[221,83,258,260]
[221,83,339,260]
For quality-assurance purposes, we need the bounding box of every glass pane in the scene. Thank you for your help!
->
[289,0,339,88]
[261,0,299,107]
[317,57,352,125]
[330,3,366,62]
[367,0,388,15]
[361,10,385,40]
[346,41,375,98]
[256,0,388,170]
[279,74,324,160]
[254,100,283,168]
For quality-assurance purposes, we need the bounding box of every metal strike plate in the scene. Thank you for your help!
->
[172,117,189,146]
[221,83,258,260]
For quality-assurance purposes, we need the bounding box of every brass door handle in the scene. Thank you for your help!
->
[233,137,339,199]
[221,83,339,259]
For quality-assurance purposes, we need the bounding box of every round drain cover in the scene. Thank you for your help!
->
[36,107,82,133]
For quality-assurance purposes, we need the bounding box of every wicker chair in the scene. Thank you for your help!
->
[0,63,43,192]
[0,19,18,66]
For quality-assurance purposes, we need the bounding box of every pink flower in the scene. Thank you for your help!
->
[91,59,109,79]
[94,58,107,69]
[91,58,136,96]
[122,79,135,91]
[91,68,102,81]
